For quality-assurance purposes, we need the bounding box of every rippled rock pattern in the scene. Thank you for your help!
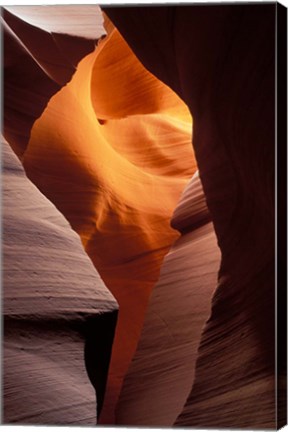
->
[2,137,118,424]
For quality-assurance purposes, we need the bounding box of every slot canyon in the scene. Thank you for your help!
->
[2,3,286,429]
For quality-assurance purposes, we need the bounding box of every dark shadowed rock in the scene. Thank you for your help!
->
[104,4,277,428]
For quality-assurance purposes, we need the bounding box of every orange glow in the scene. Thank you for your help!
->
[23,24,196,422]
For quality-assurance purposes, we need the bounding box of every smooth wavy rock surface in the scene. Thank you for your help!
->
[5,21,196,423]
[115,172,221,426]
[3,137,118,424]
[104,4,276,428]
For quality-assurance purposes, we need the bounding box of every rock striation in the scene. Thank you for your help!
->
[2,137,118,424]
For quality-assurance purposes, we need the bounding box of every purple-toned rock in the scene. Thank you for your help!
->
[3,138,118,424]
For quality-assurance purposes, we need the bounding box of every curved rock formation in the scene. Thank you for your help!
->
[23,27,194,423]
[3,137,118,424]
[115,172,221,426]
[104,4,277,428]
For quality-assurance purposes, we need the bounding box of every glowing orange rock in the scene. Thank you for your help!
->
[2,7,102,158]
[20,24,195,423]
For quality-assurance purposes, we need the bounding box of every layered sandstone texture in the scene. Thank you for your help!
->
[2,137,118,425]
[104,4,277,428]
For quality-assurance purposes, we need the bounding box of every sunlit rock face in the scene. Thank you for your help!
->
[104,4,277,428]
[3,8,195,425]
[2,137,118,425]
[23,28,195,423]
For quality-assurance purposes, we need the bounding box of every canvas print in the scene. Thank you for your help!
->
[1,2,287,428]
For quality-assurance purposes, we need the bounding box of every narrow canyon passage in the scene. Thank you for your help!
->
[3,3,281,428]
